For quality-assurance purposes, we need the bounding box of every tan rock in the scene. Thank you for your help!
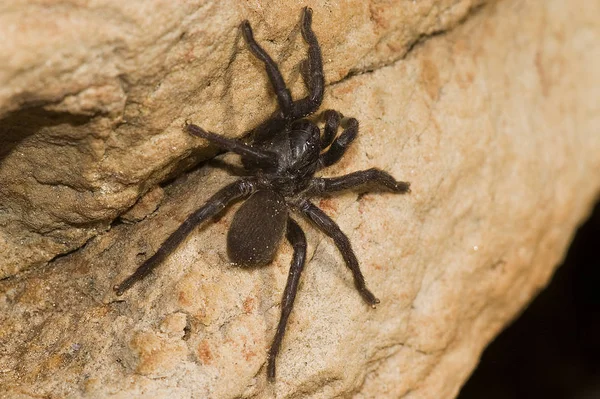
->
[1,0,599,398]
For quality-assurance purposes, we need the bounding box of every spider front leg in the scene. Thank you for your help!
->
[241,7,324,122]
[292,6,325,119]
[239,17,292,143]
[310,168,411,195]
[267,217,307,381]
[294,198,379,306]
[241,19,293,115]
[113,178,257,296]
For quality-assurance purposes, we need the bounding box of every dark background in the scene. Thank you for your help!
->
[458,200,600,399]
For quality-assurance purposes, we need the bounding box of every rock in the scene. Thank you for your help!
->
[1,0,599,398]
[120,186,165,223]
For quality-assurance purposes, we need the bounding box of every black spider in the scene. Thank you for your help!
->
[114,7,410,380]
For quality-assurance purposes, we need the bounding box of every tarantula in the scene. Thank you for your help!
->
[114,7,410,380]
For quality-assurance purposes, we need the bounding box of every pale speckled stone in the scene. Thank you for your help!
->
[1,0,599,398]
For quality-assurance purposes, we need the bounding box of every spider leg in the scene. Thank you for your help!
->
[114,178,258,296]
[267,217,307,381]
[241,7,324,143]
[294,198,379,306]
[318,117,358,168]
[186,123,278,167]
[310,168,411,195]
[319,109,341,150]
[241,19,293,115]
[291,7,324,119]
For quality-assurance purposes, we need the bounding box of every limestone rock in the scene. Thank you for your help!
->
[1,0,599,398]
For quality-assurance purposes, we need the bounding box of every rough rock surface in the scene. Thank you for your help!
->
[1,0,599,398]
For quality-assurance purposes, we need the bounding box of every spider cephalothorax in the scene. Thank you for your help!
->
[114,7,410,380]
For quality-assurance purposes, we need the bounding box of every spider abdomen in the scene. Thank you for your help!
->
[227,189,288,267]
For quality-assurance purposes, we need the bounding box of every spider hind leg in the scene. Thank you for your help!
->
[114,179,257,296]
[267,217,307,380]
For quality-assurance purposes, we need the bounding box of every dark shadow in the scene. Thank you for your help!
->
[0,106,91,163]
[458,199,600,399]
[208,157,249,177]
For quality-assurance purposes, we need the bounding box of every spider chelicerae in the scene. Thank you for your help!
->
[114,7,410,380]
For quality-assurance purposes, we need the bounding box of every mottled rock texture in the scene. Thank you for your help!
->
[1,0,599,398]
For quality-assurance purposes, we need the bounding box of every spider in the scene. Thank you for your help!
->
[114,7,410,380]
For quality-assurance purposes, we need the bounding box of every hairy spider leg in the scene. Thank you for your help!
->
[241,7,324,143]
[319,117,359,168]
[292,6,325,120]
[114,179,258,296]
[186,123,278,166]
[239,20,290,143]
[267,217,307,381]
[310,168,411,195]
[294,198,379,306]
[319,109,341,149]
[241,21,293,115]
